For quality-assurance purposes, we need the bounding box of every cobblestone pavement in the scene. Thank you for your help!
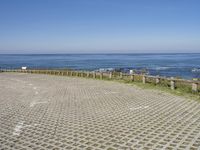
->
[0,73,200,150]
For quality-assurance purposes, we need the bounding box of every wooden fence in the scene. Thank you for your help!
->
[1,69,200,93]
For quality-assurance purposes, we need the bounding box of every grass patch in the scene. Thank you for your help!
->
[117,79,200,101]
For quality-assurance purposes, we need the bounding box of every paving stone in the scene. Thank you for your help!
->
[0,73,200,150]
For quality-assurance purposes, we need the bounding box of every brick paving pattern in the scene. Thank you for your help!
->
[0,73,200,150]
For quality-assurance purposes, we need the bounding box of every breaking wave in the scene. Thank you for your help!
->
[192,68,200,72]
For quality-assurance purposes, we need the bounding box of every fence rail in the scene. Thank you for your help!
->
[1,69,199,93]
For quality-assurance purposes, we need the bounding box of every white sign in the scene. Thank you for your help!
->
[21,67,27,70]
[130,70,134,74]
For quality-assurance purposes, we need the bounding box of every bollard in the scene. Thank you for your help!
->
[156,77,160,84]
[93,72,96,78]
[192,83,198,92]
[130,74,134,81]
[120,72,123,79]
[170,77,175,90]
[109,72,112,79]
[142,76,146,84]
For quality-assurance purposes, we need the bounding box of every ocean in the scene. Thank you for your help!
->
[0,53,200,79]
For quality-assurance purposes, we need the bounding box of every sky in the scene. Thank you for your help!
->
[0,0,200,54]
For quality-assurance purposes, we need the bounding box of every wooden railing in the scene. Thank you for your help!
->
[1,69,199,93]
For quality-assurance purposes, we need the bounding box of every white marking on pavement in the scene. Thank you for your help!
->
[105,91,118,94]
[13,121,24,136]
[30,101,48,107]
[129,106,149,110]
[13,121,38,136]
[33,87,37,90]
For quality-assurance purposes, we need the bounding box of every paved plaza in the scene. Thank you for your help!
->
[0,73,200,150]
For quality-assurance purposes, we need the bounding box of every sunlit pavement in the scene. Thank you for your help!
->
[0,73,200,150]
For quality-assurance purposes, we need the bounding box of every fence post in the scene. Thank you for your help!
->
[87,72,90,78]
[109,72,112,79]
[130,74,134,81]
[142,75,146,84]
[100,72,103,79]
[76,72,79,77]
[120,72,123,79]
[170,77,175,90]
[156,77,160,84]
[93,72,96,79]
[192,82,198,92]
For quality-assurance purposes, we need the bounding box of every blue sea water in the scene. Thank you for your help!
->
[0,53,200,79]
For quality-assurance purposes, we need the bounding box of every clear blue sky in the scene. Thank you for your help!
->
[0,0,200,53]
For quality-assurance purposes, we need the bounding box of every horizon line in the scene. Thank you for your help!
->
[0,52,200,55]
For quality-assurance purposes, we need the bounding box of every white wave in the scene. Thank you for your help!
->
[155,67,171,70]
[192,68,200,72]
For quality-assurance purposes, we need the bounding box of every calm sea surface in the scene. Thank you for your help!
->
[0,53,200,79]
